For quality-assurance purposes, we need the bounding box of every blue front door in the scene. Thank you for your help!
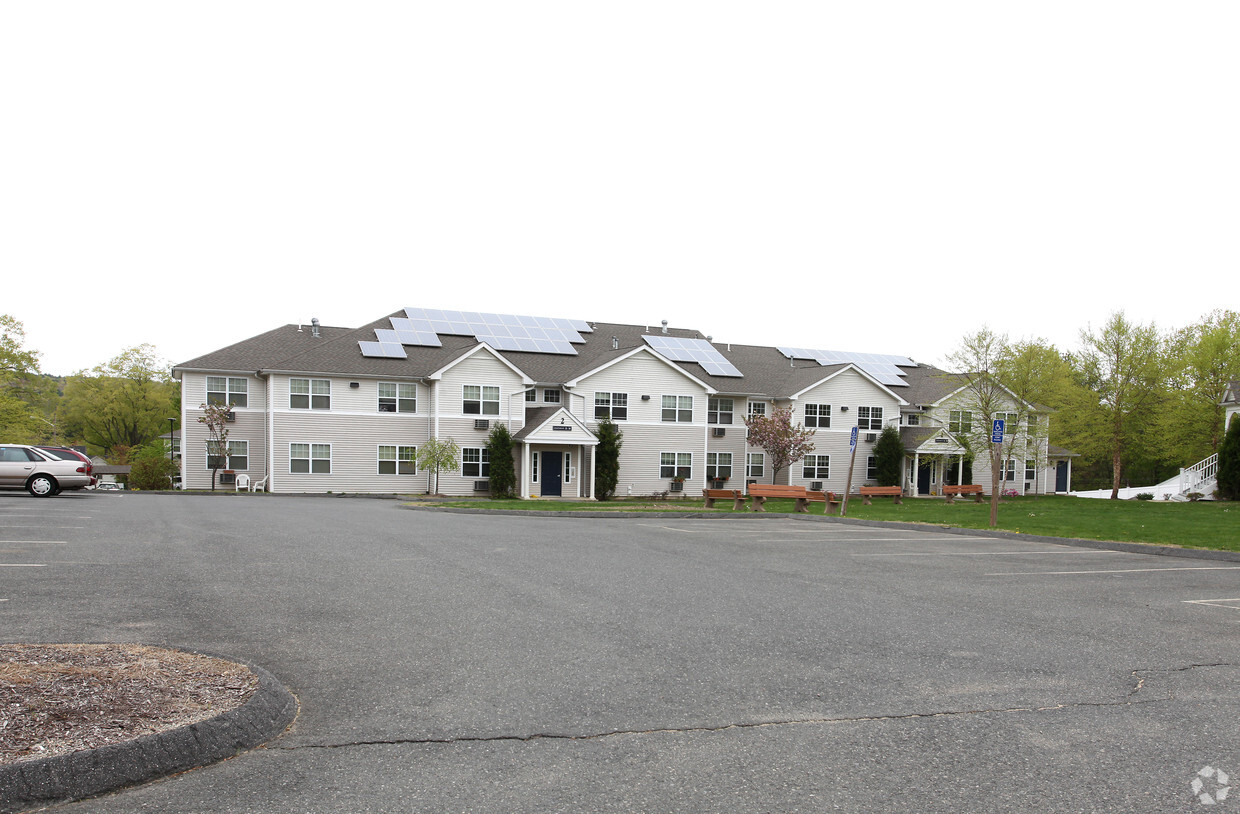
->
[543,451,562,496]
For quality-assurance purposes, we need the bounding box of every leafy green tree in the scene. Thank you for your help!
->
[743,405,815,484]
[417,437,460,495]
[0,315,46,442]
[593,418,623,500]
[198,402,231,491]
[1160,310,1240,462]
[128,442,179,491]
[0,314,41,381]
[485,423,517,498]
[61,345,179,455]
[872,425,903,487]
[1217,414,1240,501]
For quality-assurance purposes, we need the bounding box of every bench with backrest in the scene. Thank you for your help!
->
[747,484,840,515]
[943,484,985,503]
[858,486,903,505]
[703,488,745,511]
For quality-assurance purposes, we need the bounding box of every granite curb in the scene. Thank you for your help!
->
[399,503,1240,563]
[0,653,297,814]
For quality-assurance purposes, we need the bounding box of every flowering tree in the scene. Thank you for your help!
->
[197,402,232,492]
[744,405,815,483]
[417,436,460,495]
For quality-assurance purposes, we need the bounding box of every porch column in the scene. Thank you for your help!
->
[1066,458,1072,492]
[912,452,920,495]
[957,456,964,486]
[520,440,531,499]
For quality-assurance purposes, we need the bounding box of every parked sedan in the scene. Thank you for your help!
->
[0,444,94,496]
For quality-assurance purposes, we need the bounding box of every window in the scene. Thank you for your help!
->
[1027,415,1038,434]
[378,382,416,413]
[707,398,734,425]
[462,447,490,477]
[747,452,764,478]
[706,452,732,480]
[543,389,561,404]
[999,412,1020,432]
[1025,459,1036,481]
[804,403,830,428]
[748,401,767,418]
[290,443,331,474]
[949,410,973,434]
[206,440,247,470]
[1001,459,1016,481]
[802,454,830,480]
[867,456,878,480]
[463,385,500,416]
[207,376,248,408]
[906,414,920,426]
[525,389,536,402]
[291,378,330,410]
[594,392,628,421]
[378,445,416,475]
[532,451,539,483]
[661,395,692,423]
[565,452,573,484]
[659,452,692,479]
[857,406,883,430]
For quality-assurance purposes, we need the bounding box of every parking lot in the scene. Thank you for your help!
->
[4,492,1240,812]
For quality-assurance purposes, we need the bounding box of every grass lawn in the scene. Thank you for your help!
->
[428,494,1239,552]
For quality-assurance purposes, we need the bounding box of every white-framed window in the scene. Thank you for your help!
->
[748,401,767,418]
[378,382,416,413]
[378,445,416,475]
[290,443,331,474]
[747,452,764,478]
[867,456,878,480]
[659,452,692,479]
[949,410,973,434]
[594,392,628,421]
[291,378,330,410]
[463,385,500,416]
[804,403,830,428]
[906,414,920,426]
[565,452,573,484]
[1002,459,1017,481]
[1025,459,1036,481]
[206,440,248,470]
[857,406,883,430]
[661,395,693,423]
[998,412,1020,433]
[543,389,561,404]
[532,451,539,483]
[706,452,732,480]
[525,389,536,402]
[1027,415,1038,434]
[207,376,248,408]
[802,454,830,480]
[462,447,490,477]
[707,398,734,425]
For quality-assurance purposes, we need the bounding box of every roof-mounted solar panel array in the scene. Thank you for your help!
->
[644,335,743,377]
[776,347,914,386]
[359,309,593,358]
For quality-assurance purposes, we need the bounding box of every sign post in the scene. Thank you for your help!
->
[989,419,1005,528]
[841,426,859,517]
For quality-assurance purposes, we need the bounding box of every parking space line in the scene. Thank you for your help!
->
[0,564,46,567]
[860,550,1120,557]
[987,566,1240,576]
[0,526,84,530]
[1183,598,1240,610]
[0,540,66,544]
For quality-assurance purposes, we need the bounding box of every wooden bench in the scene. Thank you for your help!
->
[748,484,840,515]
[943,484,985,503]
[858,486,903,505]
[703,488,746,510]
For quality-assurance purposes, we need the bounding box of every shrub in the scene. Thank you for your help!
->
[1135,492,1154,501]
[485,424,517,499]
[128,455,178,491]
[594,418,623,500]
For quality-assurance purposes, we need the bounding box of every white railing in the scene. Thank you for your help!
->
[1179,453,1218,496]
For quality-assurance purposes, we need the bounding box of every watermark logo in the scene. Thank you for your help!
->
[1192,766,1230,805]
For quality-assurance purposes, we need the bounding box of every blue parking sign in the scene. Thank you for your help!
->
[850,426,858,452]
[992,419,1005,443]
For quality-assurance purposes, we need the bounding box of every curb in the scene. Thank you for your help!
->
[0,654,297,814]
[399,503,1240,563]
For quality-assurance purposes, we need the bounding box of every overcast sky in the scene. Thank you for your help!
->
[4,2,1237,377]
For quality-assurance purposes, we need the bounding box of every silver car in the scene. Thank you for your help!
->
[0,444,95,497]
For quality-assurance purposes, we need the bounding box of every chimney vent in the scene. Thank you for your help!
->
[311,317,321,338]
[661,320,668,334]
[612,336,619,350]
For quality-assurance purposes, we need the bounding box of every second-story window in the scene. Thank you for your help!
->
[378,382,416,413]
[804,403,830,428]
[463,385,500,415]
[291,378,330,410]
[543,389,561,404]
[708,398,734,425]
[857,406,883,430]
[207,377,248,408]
[662,395,693,423]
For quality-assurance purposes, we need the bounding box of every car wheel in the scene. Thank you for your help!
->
[28,475,58,497]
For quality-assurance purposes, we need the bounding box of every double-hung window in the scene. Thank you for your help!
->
[378,383,416,413]
[661,395,692,423]
[857,406,883,430]
[998,412,1020,433]
[290,443,331,474]
[543,389,561,404]
[1025,459,1036,481]
[802,454,830,480]
[804,403,830,428]
[463,385,500,415]
[659,452,692,479]
[462,448,490,477]
[746,452,764,478]
[207,377,248,408]
[525,389,536,402]
[949,410,973,434]
[206,440,247,470]
[594,392,628,421]
[867,456,878,480]
[747,401,766,419]
[1002,459,1017,481]
[291,378,330,410]
[378,445,417,475]
[707,398,734,425]
[706,452,732,480]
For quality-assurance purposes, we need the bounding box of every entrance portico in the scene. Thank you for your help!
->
[515,407,599,499]
[900,426,967,496]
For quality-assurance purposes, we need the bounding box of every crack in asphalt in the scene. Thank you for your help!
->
[267,663,1238,753]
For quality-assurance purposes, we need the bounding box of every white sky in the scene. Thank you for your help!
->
[3,2,1237,377]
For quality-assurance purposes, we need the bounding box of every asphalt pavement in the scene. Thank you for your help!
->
[2,492,1239,812]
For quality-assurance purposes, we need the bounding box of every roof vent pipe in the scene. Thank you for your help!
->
[661,320,668,334]
[311,317,321,338]
[612,336,619,350]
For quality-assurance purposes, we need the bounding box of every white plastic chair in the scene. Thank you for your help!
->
[235,474,251,492]
[249,476,267,493]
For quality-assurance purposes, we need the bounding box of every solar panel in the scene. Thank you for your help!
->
[776,347,914,386]
[644,336,743,378]
[358,309,594,358]
[359,341,407,359]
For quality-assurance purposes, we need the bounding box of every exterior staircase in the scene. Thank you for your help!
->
[1070,453,1217,501]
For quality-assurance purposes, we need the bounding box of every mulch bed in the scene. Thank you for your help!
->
[0,643,258,765]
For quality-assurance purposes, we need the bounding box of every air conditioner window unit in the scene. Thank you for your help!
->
[225,412,236,422]
[473,480,490,492]
[474,419,489,430]
[810,481,823,491]
[865,433,876,442]
[712,427,726,437]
